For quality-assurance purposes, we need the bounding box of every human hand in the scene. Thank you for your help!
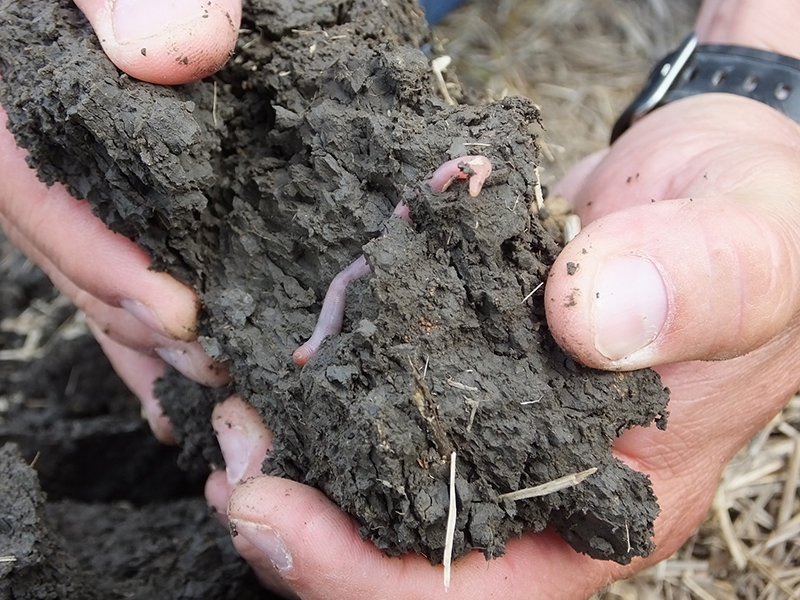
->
[207,396,643,600]
[0,0,242,441]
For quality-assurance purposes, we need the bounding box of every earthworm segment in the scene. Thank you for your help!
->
[292,255,372,366]
[292,155,491,366]
[426,155,492,196]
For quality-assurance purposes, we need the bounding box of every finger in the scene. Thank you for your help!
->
[87,318,176,444]
[212,395,273,487]
[545,196,800,370]
[206,396,273,517]
[0,108,199,342]
[1,207,205,349]
[0,216,229,386]
[205,396,297,595]
[549,148,609,203]
[73,0,242,85]
[205,396,266,517]
[226,475,628,600]
[84,295,230,387]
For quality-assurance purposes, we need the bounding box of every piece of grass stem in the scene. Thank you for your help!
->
[443,451,457,589]
[498,467,598,502]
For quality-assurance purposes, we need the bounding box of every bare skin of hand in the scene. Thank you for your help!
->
[0,0,242,440]
[205,94,800,599]
[73,0,242,85]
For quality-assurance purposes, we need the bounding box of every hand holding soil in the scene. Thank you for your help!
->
[0,0,237,442]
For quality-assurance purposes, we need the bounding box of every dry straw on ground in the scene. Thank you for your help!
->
[435,1,800,598]
[435,0,696,184]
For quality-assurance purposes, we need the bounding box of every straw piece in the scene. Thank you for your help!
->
[764,511,800,551]
[777,437,800,528]
[714,487,748,570]
[443,451,457,590]
[498,467,597,502]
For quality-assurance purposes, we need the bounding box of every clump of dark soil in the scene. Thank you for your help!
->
[0,440,265,600]
[0,0,669,581]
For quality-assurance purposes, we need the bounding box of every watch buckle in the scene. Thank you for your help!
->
[610,32,698,142]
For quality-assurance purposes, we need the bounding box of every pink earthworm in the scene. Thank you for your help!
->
[426,155,492,196]
[292,203,411,367]
[292,155,491,366]
[292,254,372,366]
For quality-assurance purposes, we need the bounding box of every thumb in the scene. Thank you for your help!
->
[74,0,242,85]
[545,197,800,370]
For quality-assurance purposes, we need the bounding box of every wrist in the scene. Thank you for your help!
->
[696,0,800,60]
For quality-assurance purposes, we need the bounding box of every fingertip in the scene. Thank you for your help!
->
[120,277,200,343]
[75,0,242,85]
[153,344,231,387]
[546,198,800,370]
[144,272,201,340]
[225,486,301,597]
[230,518,295,576]
[544,203,685,370]
[212,395,272,486]
[226,477,306,596]
[87,318,177,444]
[226,476,370,583]
[142,397,177,445]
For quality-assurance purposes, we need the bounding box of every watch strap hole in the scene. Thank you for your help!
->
[742,75,759,92]
[712,68,731,87]
[775,82,792,101]
[683,65,699,83]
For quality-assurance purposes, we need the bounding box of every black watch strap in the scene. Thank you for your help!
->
[611,32,800,143]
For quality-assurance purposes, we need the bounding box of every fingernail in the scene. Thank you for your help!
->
[214,418,256,485]
[112,0,208,44]
[154,347,197,380]
[156,345,230,387]
[230,519,294,574]
[593,256,668,361]
[121,298,168,337]
[140,400,177,445]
